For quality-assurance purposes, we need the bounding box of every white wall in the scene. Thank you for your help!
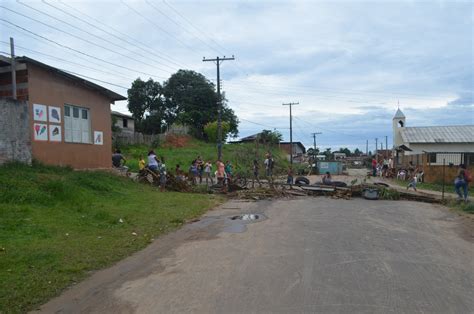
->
[405,143,474,155]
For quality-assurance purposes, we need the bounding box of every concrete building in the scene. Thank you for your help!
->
[0,56,126,169]
[112,111,135,133]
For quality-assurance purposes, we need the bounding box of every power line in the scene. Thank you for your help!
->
[18,0,176,71]
[145,0,223,56]
[39,0,181,70]
[0,49,128,90]
[61,69,129,90]
[1,5,173,74]
[162,0,229,54]
[56,0,184,68]
[0,40,133,81]
[0,19,167,79]
[238,117,288,129]
[120,0,195,52]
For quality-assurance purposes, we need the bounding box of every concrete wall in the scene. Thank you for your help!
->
[114,116,135,133]
[0,98,32,164]
[28,63,113,169]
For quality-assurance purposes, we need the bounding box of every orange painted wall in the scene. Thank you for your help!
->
[27,64,113,169]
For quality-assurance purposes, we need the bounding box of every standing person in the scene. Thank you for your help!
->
[159,156,167,192]
[406,171,418,191]
[196,156,204,184]
[138,155,145,172]
[371,158,377,177]
[189,162,198,185]
[264,153,274,181]
[454,164,470,202]
[382,158,389,177]
[287,167,294,185]
[216,159,225,185]
[252,159,262,188]
[225,161,233,183]
[147,150,159,172]
[204,161,213,185]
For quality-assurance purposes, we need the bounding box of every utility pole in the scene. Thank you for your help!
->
[366,139,368,156]
[202,55,235,161]
[282,102,299,164]
[10,37,16,100]
[311,132,322,153]
[375,138,378,157]
[385,135,388,158]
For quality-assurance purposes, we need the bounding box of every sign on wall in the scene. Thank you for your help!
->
[33,123,48,141]
[94,131,103,145]
[33,104,47,122]
[49,125,62,142]
[48,106,61,123]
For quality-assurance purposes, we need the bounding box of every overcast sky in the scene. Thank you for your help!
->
[1,0,473,151]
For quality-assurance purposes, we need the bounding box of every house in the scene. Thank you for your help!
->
[279,142,306,155]
[392,108,474,182]
[0,56,126,169]
[112,111,135,133]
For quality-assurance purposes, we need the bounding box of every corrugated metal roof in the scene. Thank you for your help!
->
[400,125,474,143]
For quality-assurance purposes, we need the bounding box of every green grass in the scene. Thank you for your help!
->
[117,138,290,176]
[446,200,474,214]
[0,162,223,313]
[392,179,456,194]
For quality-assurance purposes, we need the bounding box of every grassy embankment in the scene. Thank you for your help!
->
[0,162,223,313]
[392,179,456,194]
[392,179,473,214]
[118,136,291,176]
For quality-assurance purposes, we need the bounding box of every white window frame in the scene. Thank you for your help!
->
[64,104,91,144]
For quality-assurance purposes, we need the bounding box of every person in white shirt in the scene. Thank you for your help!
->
[204,161,213,185]
[147,150,159,172]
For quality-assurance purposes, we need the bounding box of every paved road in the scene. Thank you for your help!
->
[38,198,474,313]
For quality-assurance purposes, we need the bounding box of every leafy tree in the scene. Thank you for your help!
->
[353,148,362,156]
[127,78,164,122]
[204,121,230,143]
[111,114,120,133]
[257,129,282,145]
[138,113,165,135]
[162,70,238,139]
[323,148,332,160]
[336,147,352,157]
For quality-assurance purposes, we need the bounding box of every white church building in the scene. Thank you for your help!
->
[392,108,474,166]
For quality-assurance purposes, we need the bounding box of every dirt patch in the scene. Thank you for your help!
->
[162,134,192,148]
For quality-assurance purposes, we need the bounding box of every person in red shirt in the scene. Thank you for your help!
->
[371,158,377,177]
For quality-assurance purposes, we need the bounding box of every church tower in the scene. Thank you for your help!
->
[392,108,405,148]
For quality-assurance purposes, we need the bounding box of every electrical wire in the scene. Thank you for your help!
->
[1,5,173,74]
[56,0,184,68]
[0,19,168,79]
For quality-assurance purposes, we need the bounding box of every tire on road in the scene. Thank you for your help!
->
[295,176,310,185]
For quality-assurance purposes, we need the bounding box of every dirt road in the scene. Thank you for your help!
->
[38,198,474,313]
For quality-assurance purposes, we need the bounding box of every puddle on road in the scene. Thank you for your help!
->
[230,214,261,221]
[223,213,267,233]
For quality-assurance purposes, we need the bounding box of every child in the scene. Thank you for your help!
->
[407,173,417,191]
[204,161,213,185]
[138,155,145,173]
[159,156,166,192]
[287,167,294,184]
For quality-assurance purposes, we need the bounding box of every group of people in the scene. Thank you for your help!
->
[371,157,394,178]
